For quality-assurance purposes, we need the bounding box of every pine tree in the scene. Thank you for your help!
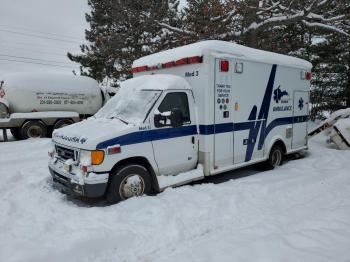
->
[182,0,232,42]
[68,0,175,86]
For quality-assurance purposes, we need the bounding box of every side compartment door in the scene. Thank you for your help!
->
[151,91,198,175]
[292,91,309,149]
[214,58,233,169]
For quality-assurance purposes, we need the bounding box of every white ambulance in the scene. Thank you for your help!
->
[48,40,312,203]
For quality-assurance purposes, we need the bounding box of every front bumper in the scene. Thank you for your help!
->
[48,161,109,198]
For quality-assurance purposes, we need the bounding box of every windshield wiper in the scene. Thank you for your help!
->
[112,116,129,125]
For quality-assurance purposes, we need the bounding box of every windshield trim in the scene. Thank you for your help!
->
[143,90,163,123]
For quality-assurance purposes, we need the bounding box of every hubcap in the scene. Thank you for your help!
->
[119,174,145,199]
[27,126,42,138]
[271,150,282,167]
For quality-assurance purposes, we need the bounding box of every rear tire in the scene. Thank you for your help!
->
[53,119,74,130]
[106,164,152,204]
[10,127,22,140]
[21,121,47,139]
[259,144,284,170]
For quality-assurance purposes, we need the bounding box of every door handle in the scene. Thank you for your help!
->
[191,136,195,144]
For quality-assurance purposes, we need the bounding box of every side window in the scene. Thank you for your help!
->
[158,92,190,123]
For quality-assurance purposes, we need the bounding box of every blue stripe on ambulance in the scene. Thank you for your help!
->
[96,116,308,150]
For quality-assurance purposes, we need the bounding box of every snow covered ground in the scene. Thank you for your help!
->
[1,130,350,262]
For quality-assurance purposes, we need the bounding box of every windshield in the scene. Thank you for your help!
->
[95,88,161,125]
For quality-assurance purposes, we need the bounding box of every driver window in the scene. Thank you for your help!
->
[158,92,190,124]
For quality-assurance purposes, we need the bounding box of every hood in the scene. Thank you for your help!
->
[52,118,135,150]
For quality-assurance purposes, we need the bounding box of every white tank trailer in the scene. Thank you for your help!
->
[0,73,104,140]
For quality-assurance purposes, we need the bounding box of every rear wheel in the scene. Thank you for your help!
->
[257,144,284,171]
[21,121,47,139]
[10,127,22,140]
[106,164,152,204]
[265,144,284,170]
[53,119,74,130]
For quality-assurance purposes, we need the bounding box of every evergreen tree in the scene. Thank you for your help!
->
[68,0,178,86]
[69,0,349,115]
[182,0,232,42]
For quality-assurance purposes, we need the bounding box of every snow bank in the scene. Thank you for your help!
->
[158,164,204,189]
[334,118,350,145]
[328,108,350,122]
[308,107,350,138]
[1,131,350,262]
[133,40,312,70]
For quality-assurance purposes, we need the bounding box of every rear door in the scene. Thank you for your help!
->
[292,91,309,149]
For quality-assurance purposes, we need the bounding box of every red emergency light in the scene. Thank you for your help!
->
[220,60,229,72]
[162,61,175,68]
[131,56,203,73]
[306,72,312,80]
[131,65,148,73]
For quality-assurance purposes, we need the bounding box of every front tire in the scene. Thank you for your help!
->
[21,121,47,139]
[106,164,152,204]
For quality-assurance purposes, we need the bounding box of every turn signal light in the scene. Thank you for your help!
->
[91,150,105,165]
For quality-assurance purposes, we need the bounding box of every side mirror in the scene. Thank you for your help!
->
[154,113,164,128]
[169,108,183,128]
[154,108,183,128]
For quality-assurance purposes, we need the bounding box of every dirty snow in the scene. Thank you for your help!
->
[1,130,350,262]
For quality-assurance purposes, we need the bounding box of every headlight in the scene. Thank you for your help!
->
[80,150,105,166]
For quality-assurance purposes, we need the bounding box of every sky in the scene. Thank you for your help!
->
[0,0,89,76]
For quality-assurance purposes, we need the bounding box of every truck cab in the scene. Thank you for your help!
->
[49,75,200,202]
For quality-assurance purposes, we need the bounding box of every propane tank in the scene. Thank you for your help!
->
[0,73,103,117]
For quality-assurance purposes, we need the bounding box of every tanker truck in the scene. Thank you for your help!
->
[0,73,105,140]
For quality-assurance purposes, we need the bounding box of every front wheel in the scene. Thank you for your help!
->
[106,164,152,204]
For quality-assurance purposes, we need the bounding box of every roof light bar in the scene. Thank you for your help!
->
[131,56,203,73]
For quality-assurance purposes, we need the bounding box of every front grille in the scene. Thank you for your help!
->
[56,145,76,161]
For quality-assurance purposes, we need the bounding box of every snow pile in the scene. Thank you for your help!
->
[158,164,204,189]
[308,107,350,139]
[334,118,350,143]
[328,108,350,122]
[1,131,350,261]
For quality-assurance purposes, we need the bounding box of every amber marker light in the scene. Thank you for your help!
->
[91,150,105,165]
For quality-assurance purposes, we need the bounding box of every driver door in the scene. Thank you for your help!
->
[151,91,198,176]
